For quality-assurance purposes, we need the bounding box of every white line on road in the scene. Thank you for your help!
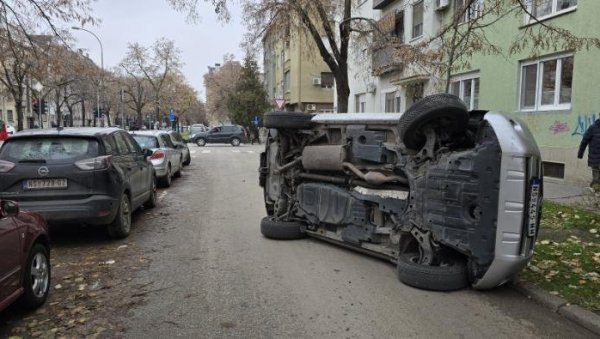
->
[202,150,211,154]
[232,150,241,153]
[189,150,197,154]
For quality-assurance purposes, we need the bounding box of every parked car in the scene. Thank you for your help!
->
[190,125,248,147]
[167,131,191,166]
[259,94,543,291]
[0,128,157,239]
[6,125,15,135]
[0,199,50,313]
[130,130,183,187]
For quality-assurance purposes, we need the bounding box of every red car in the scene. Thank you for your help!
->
[0,199,50,313]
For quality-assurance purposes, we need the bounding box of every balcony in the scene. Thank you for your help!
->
[371,45,402,76]
[373,0,396,10]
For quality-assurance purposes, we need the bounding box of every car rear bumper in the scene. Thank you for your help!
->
[472,112,543,289]
[15,195,119,225]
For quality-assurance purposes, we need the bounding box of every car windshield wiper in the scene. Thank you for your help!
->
[18,159,47,163]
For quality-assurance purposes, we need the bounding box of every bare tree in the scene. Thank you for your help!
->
[203,55,241,123]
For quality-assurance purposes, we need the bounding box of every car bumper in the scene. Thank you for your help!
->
[15,195,119,225]
[150,160,169,178]
[472,112,543,289]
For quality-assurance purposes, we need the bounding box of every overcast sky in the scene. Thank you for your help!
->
[70,0,246,100]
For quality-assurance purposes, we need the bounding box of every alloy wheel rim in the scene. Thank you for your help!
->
[31,252,49,298]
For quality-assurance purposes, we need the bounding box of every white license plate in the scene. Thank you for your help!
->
[23,178,68,190]
[527,178,541,237]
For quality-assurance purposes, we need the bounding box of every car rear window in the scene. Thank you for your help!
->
[132,135,159,149]
[0,137,99,164]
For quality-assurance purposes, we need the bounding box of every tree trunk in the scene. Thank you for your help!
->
[15,88,24,131]
[82,100,87,127]
[335,70,350,113]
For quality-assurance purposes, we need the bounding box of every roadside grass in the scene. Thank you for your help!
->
[521,201,600,313]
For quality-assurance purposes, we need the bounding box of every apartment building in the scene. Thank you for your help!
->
[263,22,334,113]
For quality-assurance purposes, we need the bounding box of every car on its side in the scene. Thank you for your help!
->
[0,127,157,239]
[167,131,191,166]
[0,199,50,313]
[259,94,543,291]
[190,125,248,147]
[130,130,183,187]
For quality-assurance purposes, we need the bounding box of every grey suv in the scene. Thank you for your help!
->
[190,125,248,147]
[259,94,543,291]
[0,128,157,238]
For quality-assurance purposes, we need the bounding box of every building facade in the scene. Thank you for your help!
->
[263,22,334,113]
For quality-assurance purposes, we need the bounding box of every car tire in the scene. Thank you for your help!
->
[399,94,469,150]
[196,138,206,147]
[183,153,191,166]
[107,194,132,239]
[174,158,183,178]
[143,177,157,209]
[231,137,241,147]
[396,252,469,291]
[159,165,172,187]
[263,112,314,129]
[260,216,306,240]
[20,243,50,309]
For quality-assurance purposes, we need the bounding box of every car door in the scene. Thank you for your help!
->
[207,127,222,143]
[0,203,22,303]
[112,132,142,202]
[160,134,180,170]
[122,132,150,207]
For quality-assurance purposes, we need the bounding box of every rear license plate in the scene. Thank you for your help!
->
[527,177,541,237]
[23,178,68,190]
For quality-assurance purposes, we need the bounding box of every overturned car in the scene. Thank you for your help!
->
[258,94,543,291]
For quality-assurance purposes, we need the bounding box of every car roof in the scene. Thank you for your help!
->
[130,130,170,136]
[9,127,122,139]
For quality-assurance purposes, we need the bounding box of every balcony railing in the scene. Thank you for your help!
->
[372,45,402,76]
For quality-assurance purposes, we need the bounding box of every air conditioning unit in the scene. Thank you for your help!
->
[306,104,317,111]
[366,83,376,94]
[312,77,322,86]
[436,0,449,10]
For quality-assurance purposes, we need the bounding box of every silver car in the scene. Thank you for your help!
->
[131,130,183,187]
[259,94,543,291]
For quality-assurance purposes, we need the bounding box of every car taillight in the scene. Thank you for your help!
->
[150,151,165,160]
[75,155,112,170]
[0,160,15,173]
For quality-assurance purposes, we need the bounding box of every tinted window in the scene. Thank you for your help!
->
[113,133,131,155]
[102,135,117,155]
[132,135,159,149]
[170,132,183,142]
[222,126,234,132]
[123,133,142,153]
[160,135,175,148]
[0,137,99,164]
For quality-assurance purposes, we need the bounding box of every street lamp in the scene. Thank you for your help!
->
[72,26,104,127]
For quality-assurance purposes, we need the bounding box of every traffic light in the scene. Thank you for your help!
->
[41,100,48,114]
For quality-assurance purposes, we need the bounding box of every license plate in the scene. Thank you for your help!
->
[23,178,68,190]
[527,177,541,237]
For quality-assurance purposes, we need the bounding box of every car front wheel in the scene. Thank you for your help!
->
[196,138,206,147]
[396,252,468,291]
[20,243,51,309]
[231,137,241,147]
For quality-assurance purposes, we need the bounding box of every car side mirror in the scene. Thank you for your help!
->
[1,200,19,217]
[143,148,153,157]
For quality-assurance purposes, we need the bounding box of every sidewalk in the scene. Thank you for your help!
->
[544,179,590,205]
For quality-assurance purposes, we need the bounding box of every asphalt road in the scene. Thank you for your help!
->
[124,144,595,338]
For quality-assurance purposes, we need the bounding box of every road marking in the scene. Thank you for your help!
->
[189,150,197,154]
[158,191,168,200]
[247,150,256,154]
[232,150,241,153]
[201,150,211,154]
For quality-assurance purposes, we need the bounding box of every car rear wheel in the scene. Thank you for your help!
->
[396,252,468,291]
[263,112,314,129]
[260,217,306,240]
[399,93,469,151]
[159,165,172,187]
[143,177,157,209]
[174,158,183,178]
[20,243,50,309]
[183,153,191,166]
[107,194,132,239]
[231,137,241,147]
[196,138,206,147]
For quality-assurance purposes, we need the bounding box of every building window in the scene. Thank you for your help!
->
[526,0,577,22]
[456,0,484,22]
[519,54,573,111]
[355,94,367,113]
[384,92,399,113]
[7,110,13,122]
[543,161,565,179]
[394,11,404,42]
[321,72,334,88]
[284,71,291,94]
[450,73,480,110]
[412,1,424,39]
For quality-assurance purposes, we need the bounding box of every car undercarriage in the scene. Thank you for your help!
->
[259,94,543,291]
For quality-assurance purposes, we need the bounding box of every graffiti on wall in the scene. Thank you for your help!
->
[549,120,569,134]
[571,113,598,137]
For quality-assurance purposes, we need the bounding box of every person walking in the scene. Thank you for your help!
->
[577,117,600,191]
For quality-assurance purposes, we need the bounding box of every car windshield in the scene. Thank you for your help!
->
[0,137,99,164]
[132,135,159,149]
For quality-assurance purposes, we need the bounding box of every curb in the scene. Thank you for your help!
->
[513,281,600,335]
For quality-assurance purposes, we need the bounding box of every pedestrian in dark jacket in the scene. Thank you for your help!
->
[578,117,600,190]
